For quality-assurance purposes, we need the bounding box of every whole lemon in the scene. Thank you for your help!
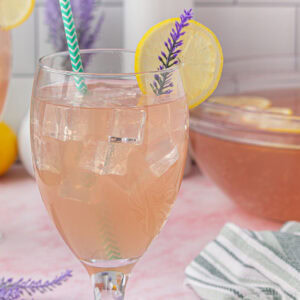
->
[0,122,17,176]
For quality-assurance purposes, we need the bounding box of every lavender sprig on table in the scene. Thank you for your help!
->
[150,9,193,96]
[0,270,72,300]
[45,0,104,66]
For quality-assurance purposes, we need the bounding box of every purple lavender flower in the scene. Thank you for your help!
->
[0,270,72,300]
[151,9,193,96]
[45,0,105,67]
[45,0,65,51]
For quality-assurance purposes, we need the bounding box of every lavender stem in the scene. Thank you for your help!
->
[151,9,193,96]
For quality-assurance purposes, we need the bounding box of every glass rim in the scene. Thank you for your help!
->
[38,48,181,78]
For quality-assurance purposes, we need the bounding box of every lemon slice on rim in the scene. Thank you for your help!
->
[135,19,223,109]
[0,0,35,30]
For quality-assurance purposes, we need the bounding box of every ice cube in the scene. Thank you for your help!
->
[32,134,61,176]
[57,140,97,202]
[146,138,179,177]
[79,108,146,176]
[42,104,89,141]
[60,171,96,202]
[80,140,133,176]
[146,104,172,145]
[109,108,146,145]
[88,81,142,107]
[173,100,188,129]
[169,99,189,142]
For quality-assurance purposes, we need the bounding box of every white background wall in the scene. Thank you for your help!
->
[4,0,300,132]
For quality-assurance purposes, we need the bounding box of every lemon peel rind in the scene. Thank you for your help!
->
[1,0,35,30]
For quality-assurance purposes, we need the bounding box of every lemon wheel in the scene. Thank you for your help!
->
[0,0,35,30]
[135,18,223,109]
[0,122,17,176]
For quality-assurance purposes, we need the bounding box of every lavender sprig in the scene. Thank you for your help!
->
[45,0,104,67]
[0,270,72,300]
[151,9,193,96]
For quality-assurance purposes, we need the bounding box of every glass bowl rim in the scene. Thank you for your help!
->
[191,54,300,124]
[192,101,300,122]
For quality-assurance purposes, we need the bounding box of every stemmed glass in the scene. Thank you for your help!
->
[30,49,188,299]
[0,27,11,241]
[0,28,10,118]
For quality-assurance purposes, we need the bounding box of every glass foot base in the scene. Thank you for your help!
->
[81,258,139,299]
[92,271,128,300]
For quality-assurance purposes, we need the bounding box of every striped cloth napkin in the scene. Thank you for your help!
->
[185,222,300,300]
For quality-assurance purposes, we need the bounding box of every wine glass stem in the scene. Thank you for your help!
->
[91,271,128,300]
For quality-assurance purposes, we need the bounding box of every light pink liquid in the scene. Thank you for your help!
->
[31,84,188,270]
[0,29,11,117]
[191,88,300,221]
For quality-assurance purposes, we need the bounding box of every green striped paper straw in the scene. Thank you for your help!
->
[59,0,87,94]
[59,0,121,260]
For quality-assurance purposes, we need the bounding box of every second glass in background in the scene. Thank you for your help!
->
[0,28,11,118]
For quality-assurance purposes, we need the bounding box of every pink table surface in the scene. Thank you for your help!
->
[0,164,281,300]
